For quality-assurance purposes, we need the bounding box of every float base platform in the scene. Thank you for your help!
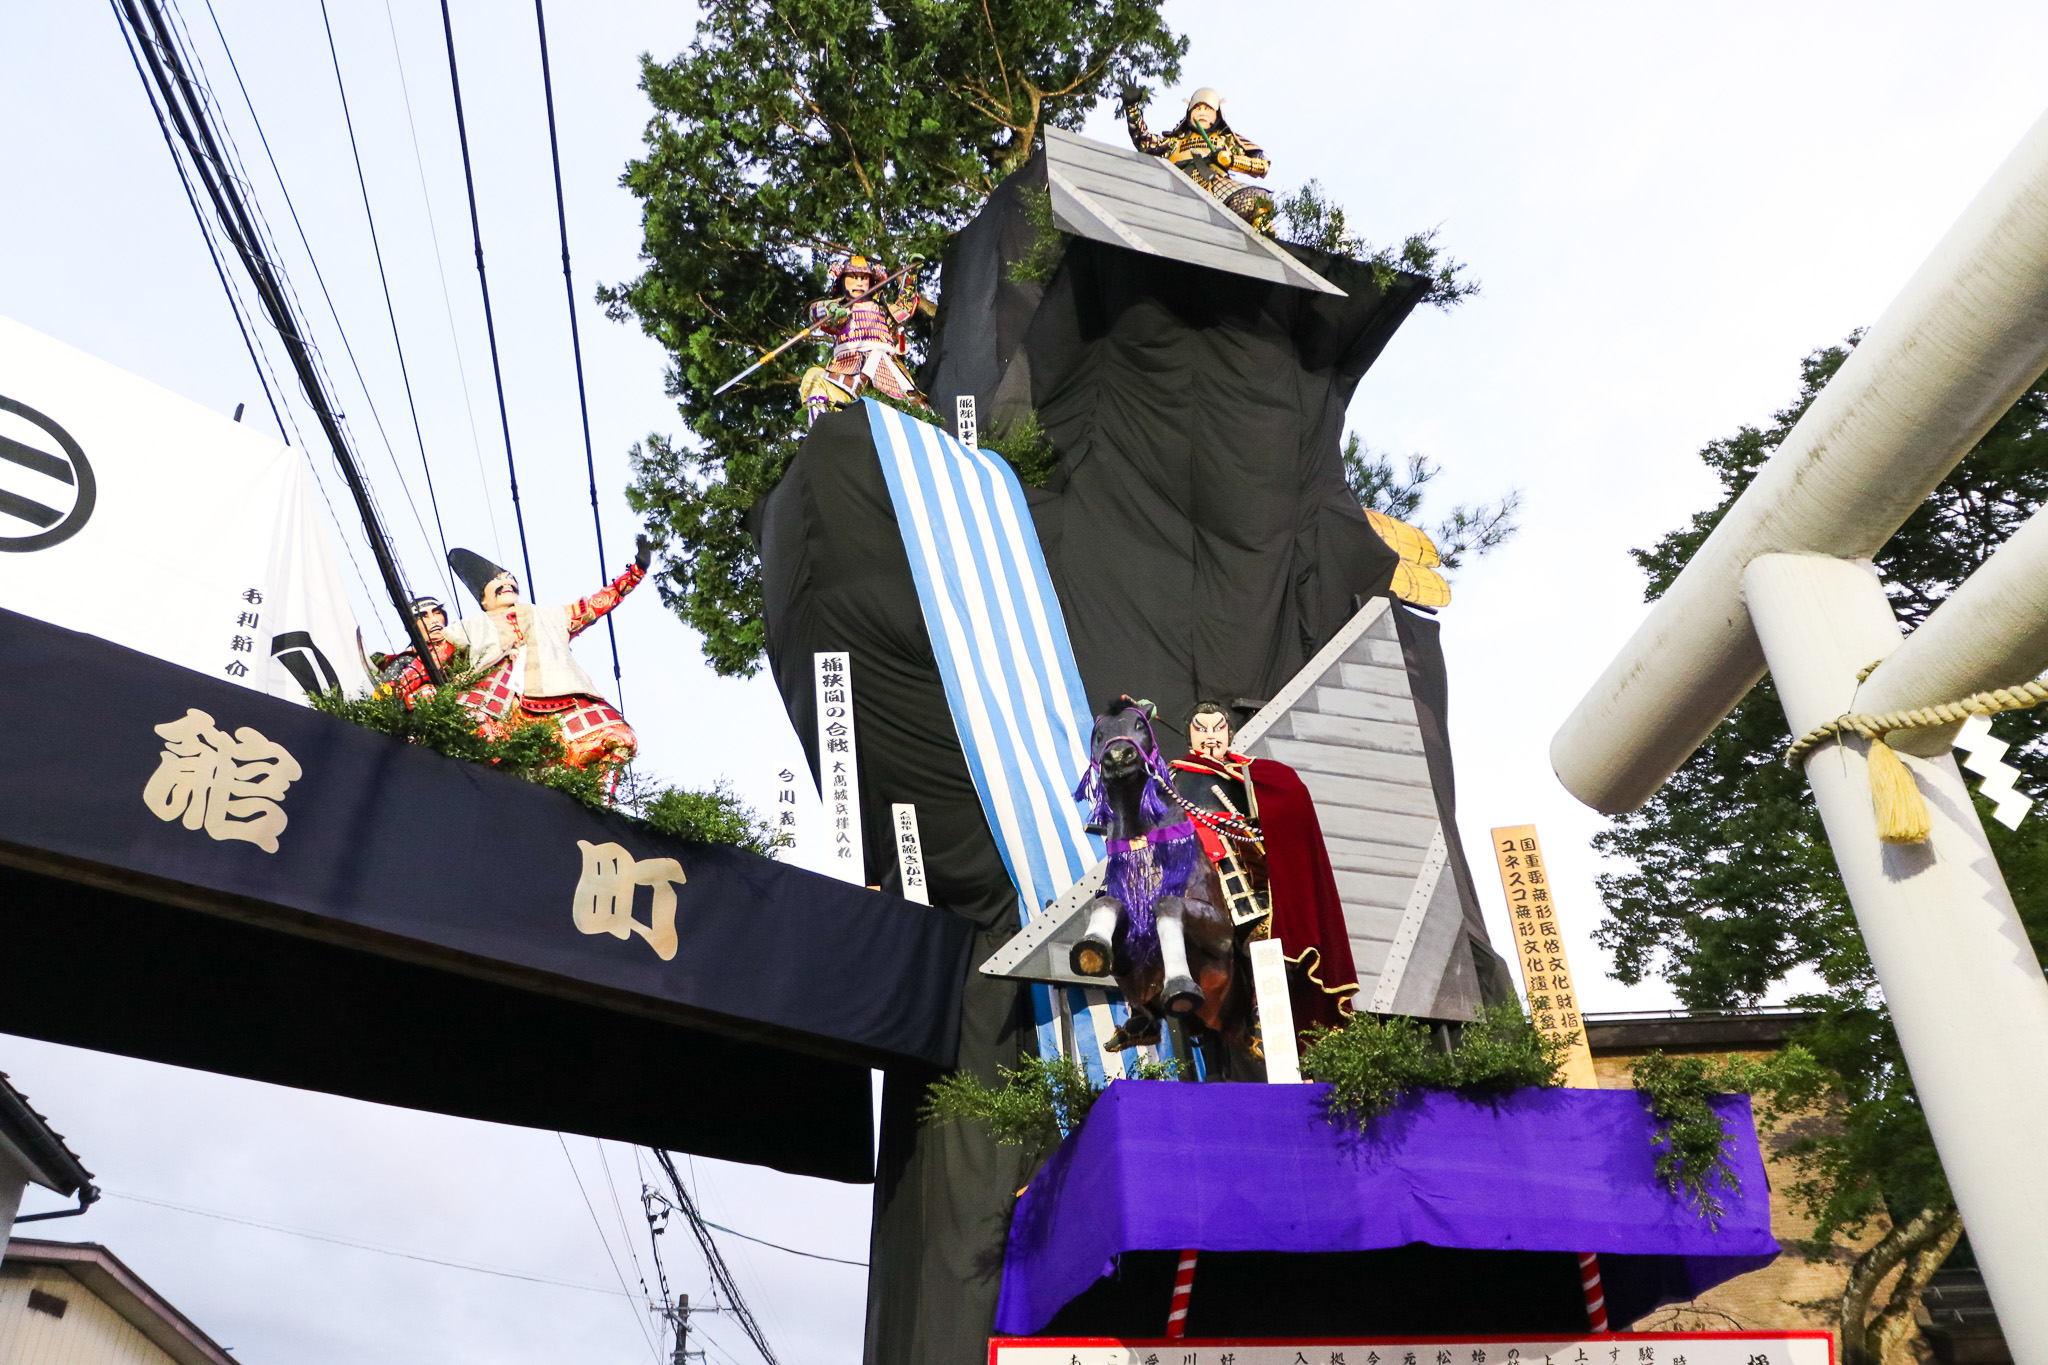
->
[997,1081,1778,1335]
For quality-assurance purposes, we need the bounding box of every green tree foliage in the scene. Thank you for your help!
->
[1592,337,2048,1361]
[1341,434,1522,570]
[603,0,1188,675]
[1276,179,1479,310]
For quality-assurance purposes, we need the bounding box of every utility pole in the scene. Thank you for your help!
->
[666,1292,709,1365]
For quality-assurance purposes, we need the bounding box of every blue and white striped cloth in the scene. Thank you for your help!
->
[863,401,1131,1076]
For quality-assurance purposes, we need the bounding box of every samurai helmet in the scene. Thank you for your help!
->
[827,253,889,295]
[447,548,514,608]
[1186,87,1224,112]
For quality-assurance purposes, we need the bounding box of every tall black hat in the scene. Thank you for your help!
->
[448,548,514,607]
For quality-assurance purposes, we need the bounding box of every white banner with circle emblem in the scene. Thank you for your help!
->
[0,314,362,702]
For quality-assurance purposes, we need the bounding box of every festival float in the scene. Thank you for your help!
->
[11,27,2048,1364]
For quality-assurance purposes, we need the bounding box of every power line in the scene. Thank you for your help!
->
[533,0,623,695]
[594,1138,655,1306]
[379,0,506,567]
[701,1219,865,1268]
[561,1134,664,1364]
[110,5,283,440]
[437,0,536,594]
[195,0,449,606]
[131,7,380,622]
[115,0,391,623]
[653,1149,779,1365]
[113,0,444,677]
[107,1191,645,1298]
[152,0,413,623]
[316,0,456,601]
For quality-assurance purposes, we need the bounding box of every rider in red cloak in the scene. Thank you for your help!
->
[1170,699,1359,1033]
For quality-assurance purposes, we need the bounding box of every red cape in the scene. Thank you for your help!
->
[1249,758,1360,1031]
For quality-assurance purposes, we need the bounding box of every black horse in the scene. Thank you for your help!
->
[1070,699,1253,1057]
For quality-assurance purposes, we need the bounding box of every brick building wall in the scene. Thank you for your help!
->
[1587,1011,1895,1344]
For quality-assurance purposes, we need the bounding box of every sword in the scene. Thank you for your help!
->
[711,319,827,396]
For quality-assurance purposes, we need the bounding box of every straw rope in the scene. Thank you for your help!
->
[1784,675,2048,767]
[1783,667,2048,844]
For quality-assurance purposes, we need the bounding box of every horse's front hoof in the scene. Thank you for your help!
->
[1069,936,1113,977]
[1163,975,1203,1014]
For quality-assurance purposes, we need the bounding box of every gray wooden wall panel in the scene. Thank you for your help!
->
[1290,709,1425,755]
[1312,687,1423,724]
[1338,663,1413,697]
[1324,835,1437,876]
[1333,869,1418,908]
[1261,738,1432,786]
[1042,128,1345,296]
[1297,771,1440,819]
[1238,597,1493,1019]
[1313,804,1439,849]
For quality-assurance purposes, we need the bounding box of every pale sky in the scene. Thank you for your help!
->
[6,2,2048,1360]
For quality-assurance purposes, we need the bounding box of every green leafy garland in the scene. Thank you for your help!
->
[920,1055,1179,1169]
[1298,1003,1567,1119]
[308,666,782,854]
[923,1006,1749,1225]
[1006,185,1068,287]
[1626,1053,1748,1228]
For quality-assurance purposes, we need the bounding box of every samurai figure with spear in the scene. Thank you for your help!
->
[795,253,931,423]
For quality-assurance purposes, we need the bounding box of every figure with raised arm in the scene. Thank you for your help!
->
[440,539,651,770]
[1123,86,1276,235]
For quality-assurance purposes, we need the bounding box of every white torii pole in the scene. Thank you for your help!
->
[1554,107,2048,1359]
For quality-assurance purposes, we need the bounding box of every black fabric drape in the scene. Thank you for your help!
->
[751,408,1034,1361]
[922,153,1422,732]
[757,158,1433,1356]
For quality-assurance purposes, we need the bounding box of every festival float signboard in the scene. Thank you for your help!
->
[989,1333,1833,1365]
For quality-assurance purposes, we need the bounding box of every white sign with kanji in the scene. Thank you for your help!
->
[891,802,929,904]
[814,651,864,885]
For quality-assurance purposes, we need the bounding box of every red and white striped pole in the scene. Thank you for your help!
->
[1577,1252,1609,1331]
[1164,1249,1198,1338]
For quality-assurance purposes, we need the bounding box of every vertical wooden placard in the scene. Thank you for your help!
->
[1489,824,1599,1089]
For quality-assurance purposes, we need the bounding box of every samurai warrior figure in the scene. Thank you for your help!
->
[1123,86,1276,235]
[798,253,931,424]
[438,540,652,770]
[371,594,458,708]
[1169,699,1358,1030]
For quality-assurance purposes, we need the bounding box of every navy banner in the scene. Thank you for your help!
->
[0,608,970,1179]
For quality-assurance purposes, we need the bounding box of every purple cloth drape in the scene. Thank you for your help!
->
[996,1081,1779,1334]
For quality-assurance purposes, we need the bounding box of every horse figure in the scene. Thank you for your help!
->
[1069,699,1253,1059]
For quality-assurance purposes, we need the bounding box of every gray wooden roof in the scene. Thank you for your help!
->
[1044,128,1345,296]
[1237,597,1489,1019]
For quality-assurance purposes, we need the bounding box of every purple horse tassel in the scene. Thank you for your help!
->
[1074,709,1197,953]
[1067,699,1253,1056]
[1103,821,1200,952]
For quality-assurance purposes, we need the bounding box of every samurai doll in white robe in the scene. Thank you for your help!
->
[442,541,650,771]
